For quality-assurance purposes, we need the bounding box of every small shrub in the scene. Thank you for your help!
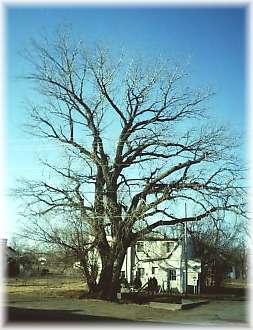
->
[41,268,49,276]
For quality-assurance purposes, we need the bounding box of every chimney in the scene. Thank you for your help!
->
[0,238,7,247]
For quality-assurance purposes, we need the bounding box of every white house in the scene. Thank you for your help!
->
[120,234,201,294]
[74,233,201,294]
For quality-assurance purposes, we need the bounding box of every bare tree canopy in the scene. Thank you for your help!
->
[14,31,247,299]
[187,213,248,289]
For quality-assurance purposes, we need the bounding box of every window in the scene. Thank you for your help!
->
[137,267,145,277]
[166,241,174,253]
[120,271,125,278]
[169,269,176,281]
[137,242,144,252]
[152,266,158,275]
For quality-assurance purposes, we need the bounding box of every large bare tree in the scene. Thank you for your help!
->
[14,31,246,300]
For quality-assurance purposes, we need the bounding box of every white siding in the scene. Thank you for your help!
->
[121,239,201,293]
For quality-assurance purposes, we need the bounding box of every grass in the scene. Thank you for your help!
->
[4,275,87,299]
[223,278,247,288]
[4,275,247,302]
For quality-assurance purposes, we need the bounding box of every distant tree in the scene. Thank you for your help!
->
[8,237,39,273]
[14,30,247,300]
[228,238,248,280]
[188,215,248,290]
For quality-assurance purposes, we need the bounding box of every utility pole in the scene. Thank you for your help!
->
[184,202,188,294]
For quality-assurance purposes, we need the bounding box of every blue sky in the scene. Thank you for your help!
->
[4,5,247,239]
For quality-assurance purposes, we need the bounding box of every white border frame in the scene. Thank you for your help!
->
[0,1,251,329]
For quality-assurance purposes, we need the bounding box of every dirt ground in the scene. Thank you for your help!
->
[3,276,250,326]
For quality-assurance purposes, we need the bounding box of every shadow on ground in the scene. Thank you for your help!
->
[6,307,136,323]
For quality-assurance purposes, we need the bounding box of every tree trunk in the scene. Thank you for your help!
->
[199,269,207,292]
[95,248,126,300]
[213,261,224,289]
[96,274,120,300]
[79,256,98,294]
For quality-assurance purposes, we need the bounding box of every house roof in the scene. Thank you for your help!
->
[7,246,16,253]
[6,246,17,258]
[137,233,179,242]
